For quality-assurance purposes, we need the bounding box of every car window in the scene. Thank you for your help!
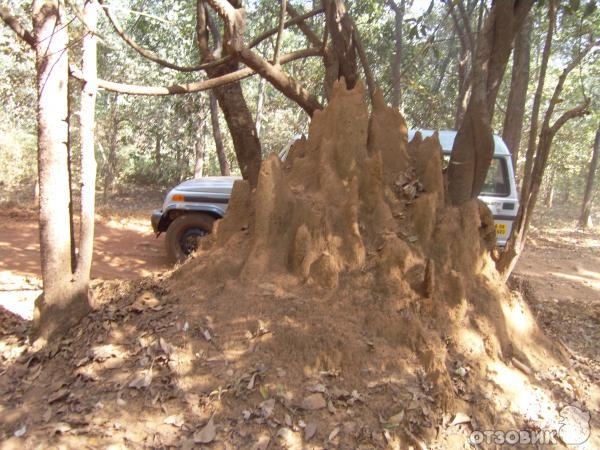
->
[442,154,510,196]
[481,157,510,196]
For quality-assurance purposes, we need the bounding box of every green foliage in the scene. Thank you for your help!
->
[0,0,598,219]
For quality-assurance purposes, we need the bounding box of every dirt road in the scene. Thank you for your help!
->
[0,208,170,318]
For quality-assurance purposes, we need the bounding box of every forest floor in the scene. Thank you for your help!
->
[0,203,598,448]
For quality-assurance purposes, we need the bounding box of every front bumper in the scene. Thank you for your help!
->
[151,210,163,233]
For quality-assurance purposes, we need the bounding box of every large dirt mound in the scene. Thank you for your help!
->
[1,82,598,449]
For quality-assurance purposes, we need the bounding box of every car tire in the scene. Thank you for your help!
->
[165,213,215,264]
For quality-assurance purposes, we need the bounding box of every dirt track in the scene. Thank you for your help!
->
[0,209,170,319]
[0,209,168,281]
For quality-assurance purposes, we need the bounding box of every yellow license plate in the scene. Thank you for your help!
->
[495,223,507,236]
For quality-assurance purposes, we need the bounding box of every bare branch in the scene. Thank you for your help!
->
[248,7,323,49]
[543,37,599,127]
[64,0,108,44]
[99,0,207,72]
[206,0,322,116]
[100,0,323,72]
[238,47,322,115]
[69,47,322,96]
[285,2,322,48]
[549,99,591,136]
[351,21,375,102]
[273,0,287,64]
[0,5,35,48]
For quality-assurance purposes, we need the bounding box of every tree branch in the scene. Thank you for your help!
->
[543,37,599,126]
[206,0,322,116]
[237,47,322,115]
[0,5,35,48]
[64,0,109,44]
[549,98,591,136]
[69,47,322,96]
[99,0,323,72]
[285,2,322,48]
[99,0,207,72]
[352,21,375,102]
[273,0,287,64]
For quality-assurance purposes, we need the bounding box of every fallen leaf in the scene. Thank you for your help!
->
[48,388,69,404]
[259,398,275,418]
[305,422,317,441]
[13,425,26,437]
[247,372,258,390]
[42,408,52,423]
[301,393,326,410]
[383,410,405,429]
[159,337,172,355]
[451,412,471,426]
[164,415,184,427]
[328,427,340,441]
[251,433,271,450]
[129,370,153,389]
[193,417,216,444]
[52,422,72,435]
[259,385,270,399]
[307,383,327,393]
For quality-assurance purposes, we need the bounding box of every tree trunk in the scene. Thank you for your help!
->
[31,0,91,341]
[74,0,98,290]
[447,1,533,205]
[255,77,266,139]
[197,0,261,186]
[521,1,555,196]
[323,0,357,90]
[502,16,531,169]
[194,114,206,179]
[390,0,405,110]
[155,134,161,166]
[544,168,555,208]
[210,70,261,181]
[103,97,119,203]
[209,91,231,176]
[578,128,600,229]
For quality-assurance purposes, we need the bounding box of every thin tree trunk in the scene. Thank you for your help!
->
[502,16,531,169]
[32,0,91,340]
[194,114,206,178]
[521,1,555,197]
[578,128,600,229]
[103,97,119,203]
[255,77,266,139]
[389,0,405,110]
[209,91,230,176]
[544,168,555,208]
[155,134,161,166]
[74,0,98,291]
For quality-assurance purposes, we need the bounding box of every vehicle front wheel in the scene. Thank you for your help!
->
[165,213,215,264]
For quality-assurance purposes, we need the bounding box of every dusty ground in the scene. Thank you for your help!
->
[0,206,167,319]
[0,206,598,449]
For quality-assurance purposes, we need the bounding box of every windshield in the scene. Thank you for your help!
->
[442,154,510,196]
